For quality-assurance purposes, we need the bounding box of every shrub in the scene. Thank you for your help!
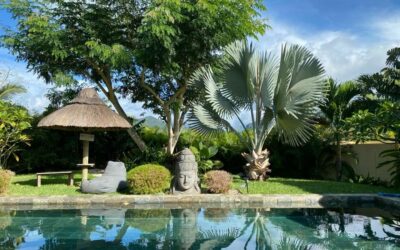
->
[127,164,171,194]
[0,170,13,194]
[204,170,232,194]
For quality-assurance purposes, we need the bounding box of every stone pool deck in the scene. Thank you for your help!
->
[0,194,399,210]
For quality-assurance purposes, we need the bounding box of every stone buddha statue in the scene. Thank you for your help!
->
[171,148,201,194]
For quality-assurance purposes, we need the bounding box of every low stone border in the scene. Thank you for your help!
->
[0,194,397,210]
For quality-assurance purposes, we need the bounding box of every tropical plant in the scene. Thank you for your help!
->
[382,47,400,88]
[346,101,400,186]
[358,47,400,101]
[189,41,327,180]
[0,71,25,100]
[189,141,223,174]
[319,78,361,180]
[0,101,31,169]
[2,0,267,155]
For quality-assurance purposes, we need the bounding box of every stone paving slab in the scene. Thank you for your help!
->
[0,194,395,211]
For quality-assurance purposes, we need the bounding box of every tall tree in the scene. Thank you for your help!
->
[2,0,267,155]
[189,41,327,180]
[120,0,267,154]
[1,0,148,151]
[320,78,361,180]
[358,47,400,101]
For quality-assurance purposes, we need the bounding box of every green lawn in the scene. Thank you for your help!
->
[8,173,89,196]
[233,176,400,194]
[4,174,400,196]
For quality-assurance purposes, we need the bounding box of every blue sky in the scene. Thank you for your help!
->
[0,0,400,118]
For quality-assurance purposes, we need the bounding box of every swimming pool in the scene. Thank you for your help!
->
[0,207,399,249]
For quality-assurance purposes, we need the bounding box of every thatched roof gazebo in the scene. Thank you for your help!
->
[38,88,132,180]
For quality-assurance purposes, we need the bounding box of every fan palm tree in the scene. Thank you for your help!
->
[320,79,361,180]
[189,41,327,180]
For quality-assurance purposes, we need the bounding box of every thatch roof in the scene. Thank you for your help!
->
[38,88,132,131]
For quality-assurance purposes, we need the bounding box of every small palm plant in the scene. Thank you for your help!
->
[0,71,26,100]
[189,41,327,180]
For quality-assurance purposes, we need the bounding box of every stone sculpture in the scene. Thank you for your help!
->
[171,148,201,194]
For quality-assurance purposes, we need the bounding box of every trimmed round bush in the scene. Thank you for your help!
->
[0,170,13,195]
[204,170,232,194]
[127,164,171,194]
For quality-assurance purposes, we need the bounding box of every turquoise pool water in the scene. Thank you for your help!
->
[0,207,399,249]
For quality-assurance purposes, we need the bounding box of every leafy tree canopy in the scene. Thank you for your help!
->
[1,0,267,154]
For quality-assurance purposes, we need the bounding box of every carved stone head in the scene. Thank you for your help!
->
[171,148,200,194]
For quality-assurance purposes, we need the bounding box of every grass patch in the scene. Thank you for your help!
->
[8,172,99,196]
[4,174,400,196]
[233,176,400,194]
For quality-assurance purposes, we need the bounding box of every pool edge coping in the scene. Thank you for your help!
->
[0,194,398,210]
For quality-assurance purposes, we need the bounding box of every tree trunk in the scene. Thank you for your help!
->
[166,132,180,155]
[107,90,147,152]
[335,136,342,181]
[166,107,183,155]
[242,149,272,181]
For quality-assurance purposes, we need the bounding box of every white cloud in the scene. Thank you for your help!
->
[373,14,400,42]
[0,53,154,117]
[254,20,397,82]
[0,62,50,113]
[2,12,399,119]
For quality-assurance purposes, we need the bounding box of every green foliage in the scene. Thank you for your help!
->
[378,149,400,187]
[0,70,26,100]
[121,127,169,169]
[2,0,268,154]
[1,0,147,150]
[319,78,362,180]
[121,0,268,154]
[189,141,223,174]
[127,164,171,194]
[358,46,400,101]
[0,169,13,194]
[189,41,326,179]
[190,41,326,147]
[0,101,31,169]
[349,174,388,187]
[204,170,232,194]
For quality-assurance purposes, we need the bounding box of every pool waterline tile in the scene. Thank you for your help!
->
[0,194,398,211]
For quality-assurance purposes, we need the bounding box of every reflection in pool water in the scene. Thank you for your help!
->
[0,207,399,249]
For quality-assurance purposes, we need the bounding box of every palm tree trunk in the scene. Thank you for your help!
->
[335,136,342,181]
[242,149,272,181]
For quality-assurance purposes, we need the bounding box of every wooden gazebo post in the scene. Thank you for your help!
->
[78,133,95,181]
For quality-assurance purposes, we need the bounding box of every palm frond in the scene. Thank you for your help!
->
[0,83,26,100]
[188,103,226,136]
[259,50,279,109]
[189,40,326,153]
[220,40,257,108]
